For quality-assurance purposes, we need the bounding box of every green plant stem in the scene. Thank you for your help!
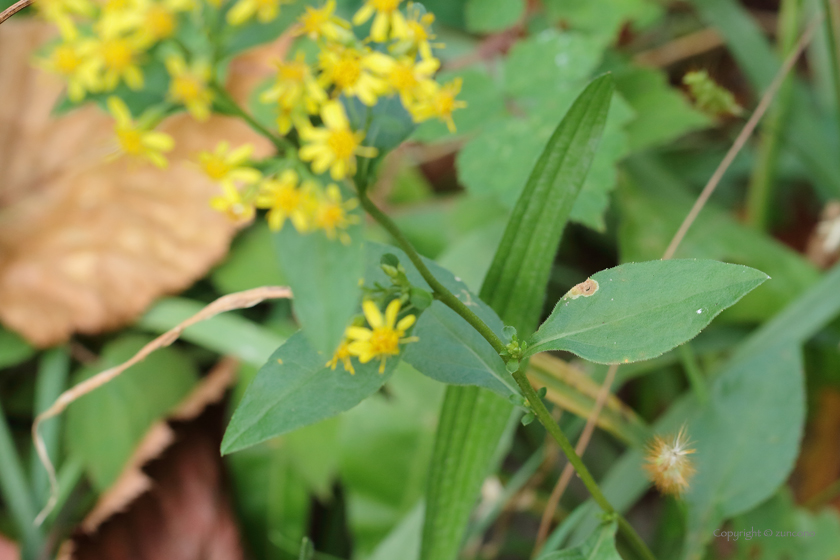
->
[678,343,708,405]
[359,191,656,560]
[745,0,799,229]
[210,82,292,154]
[358,192,506,355]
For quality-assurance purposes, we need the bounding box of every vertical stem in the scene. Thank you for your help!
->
[745,0,800,229]
[678,343,708,405]
[0,400,43,555]
[30,348,70,508]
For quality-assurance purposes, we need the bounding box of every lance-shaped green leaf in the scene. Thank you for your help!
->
[538,520,621,560]
[402,301,516,397]
[524,260,768,363]
[221,331,398,455]
[274,220,364,355]
[421,74,615,560]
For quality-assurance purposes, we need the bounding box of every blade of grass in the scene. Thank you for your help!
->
[29,348,69,509]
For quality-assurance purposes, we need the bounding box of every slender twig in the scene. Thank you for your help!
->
[0,0,32,25]
[32,286,292,525]
[359,192,656,560]
[663,14,821,260]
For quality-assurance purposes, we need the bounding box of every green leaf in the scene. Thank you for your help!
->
[465,0,524,32]
[65,335,197,490]
[273,220,364,355]
[538,520,621,560]
[401,301,517,397]
[524,259,768,363]
[543,0,663,42]
[614,66,710,151]
[0,327,34,369]
[481,74,614,333]
[421,75,614,560]
[344,94,416,152]
[221,331,398,455]
[339,364,444,555]
[211,221,287,294]
[620,157,821,322]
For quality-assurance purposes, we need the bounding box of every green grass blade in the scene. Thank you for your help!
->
[421,74,615,560]
[29,348,69,509]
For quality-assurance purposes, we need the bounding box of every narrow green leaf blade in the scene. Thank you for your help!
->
[538,520,620,560]
[422,74,615,560]
[402,302,516,396]
[221,331,397,455]
[274,221,364,355]
[481,73,615,332]
[525,260,768,363]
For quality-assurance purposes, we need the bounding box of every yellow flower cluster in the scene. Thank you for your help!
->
[328,299,417,374]
[201,142,359,242]
[261,0,466,180]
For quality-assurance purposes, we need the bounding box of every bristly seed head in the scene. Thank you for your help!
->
[643,425,696,496]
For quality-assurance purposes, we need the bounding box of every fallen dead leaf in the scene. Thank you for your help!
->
[66,401,244,560]
[0,20,274,347]
[79,358,239,532]
[0,534,18,560]
[792,389,840,506]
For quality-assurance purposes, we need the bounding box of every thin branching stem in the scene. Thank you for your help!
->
[209,82,292,154]
[358,191,657,560]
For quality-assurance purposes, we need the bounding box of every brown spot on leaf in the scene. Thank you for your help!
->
[564,278,599,300]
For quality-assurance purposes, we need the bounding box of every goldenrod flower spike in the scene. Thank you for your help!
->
[38,40,97,102]
[317,45,389,106]
[366,52,439,108]
[298,101,377,180]
[643,425,697,496]
[390,2,439,60]
[165,54,213,122]
[295,0,352,42]
[411,77,467,132]
[314,184,359,243]
[198,142,263,187]
[260,51,327,124]
[210,183,256,224]
[346,299,418,373]
[84,27,146,92]
[352,0,406,43]
[255,170,315,232]
[327,338,355,374]
[227,0,291,26]
[107,96,174,168]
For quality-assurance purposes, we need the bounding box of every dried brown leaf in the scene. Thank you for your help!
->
[0,534,18,560]
[0,20,273,347]
[79,358,239,532]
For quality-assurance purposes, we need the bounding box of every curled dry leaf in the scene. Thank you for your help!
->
[0,20,273,347]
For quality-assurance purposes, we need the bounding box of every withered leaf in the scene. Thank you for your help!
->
[0,20,273,346]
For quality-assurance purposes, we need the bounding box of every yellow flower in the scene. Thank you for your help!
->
[260,51,327,117]
[313,184,359,243]
[226,0,291,25]
[35,0,95,39]
[137,0,193,45]
[255,171,316,232]
[295,0,352,42]
[107,96,174,168]
[165,54,213,121]
[317,45,389,106]
[299,101,377,180]
[366,52,438,107]
[346,299,417,373]
[211,183,256,224]
[352,0,405,43]
[38,40,98,101]
[390,2,438,60]
[411,77,467,132]
[198,142,263,187]
[83,27,146,91]
[327,338,355,374]
[643,426,696,496]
